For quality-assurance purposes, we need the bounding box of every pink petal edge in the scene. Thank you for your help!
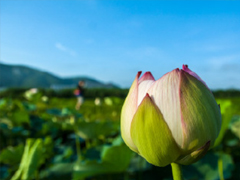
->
[182,64,209,89]
[139,71,155,84]
[137,71,142,79]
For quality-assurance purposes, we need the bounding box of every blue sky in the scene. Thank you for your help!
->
[1,0,240,89]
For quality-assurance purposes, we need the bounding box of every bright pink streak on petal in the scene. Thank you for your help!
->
[182,64,209,89]
[139,71,155,84]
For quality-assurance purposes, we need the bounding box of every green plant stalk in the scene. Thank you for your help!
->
[171,163,184,180]
[73,116,82,163]
[75,131,82,162]
[85,138,91,149]
[218,156,224,180]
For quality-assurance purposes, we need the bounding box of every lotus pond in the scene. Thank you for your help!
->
[0,89,239,180]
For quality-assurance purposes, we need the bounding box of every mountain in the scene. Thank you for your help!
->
[0,63,119,89]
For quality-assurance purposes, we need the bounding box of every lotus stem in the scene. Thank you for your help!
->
[75,132,82,162]
[73,116,82,163]
[218,156,224,180]
[171,163,184,180]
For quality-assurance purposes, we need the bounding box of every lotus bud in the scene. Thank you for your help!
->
[121,65,221,167]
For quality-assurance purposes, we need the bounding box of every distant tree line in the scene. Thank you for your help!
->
[0,88,240,99]
[212,89,240,98]
[0,88,129,99]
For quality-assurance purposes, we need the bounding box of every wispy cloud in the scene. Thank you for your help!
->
[220,63,240,73]
[203,54,240,75]
[208,54,240,67]
[55,43,77,57]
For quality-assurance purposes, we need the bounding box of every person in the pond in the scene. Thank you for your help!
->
[74,80,85,110]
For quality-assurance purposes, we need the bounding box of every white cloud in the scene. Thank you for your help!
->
[207,54,240,69]
[55,43,77,57]
[200,54,240,89]
[220,63,240,73]
[55,43,67,51]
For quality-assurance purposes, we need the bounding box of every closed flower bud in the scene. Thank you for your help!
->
[121,65,221,167]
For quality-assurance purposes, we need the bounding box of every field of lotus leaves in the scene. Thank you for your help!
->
[0,89,239,180]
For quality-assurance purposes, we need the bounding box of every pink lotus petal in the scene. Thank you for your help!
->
[121,71,142,152]
[139,71,155,84]
[138,80,155,107]
[148,68,184,148]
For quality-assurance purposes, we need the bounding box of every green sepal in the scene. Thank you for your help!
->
[130,94,181,167]
[179,70,221,151]
[176,141,210,165]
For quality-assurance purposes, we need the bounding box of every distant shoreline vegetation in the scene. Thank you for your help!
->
[0,88,130,99]
[0,88,240,99]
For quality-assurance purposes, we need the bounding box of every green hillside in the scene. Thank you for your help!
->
[0,63,119,89]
